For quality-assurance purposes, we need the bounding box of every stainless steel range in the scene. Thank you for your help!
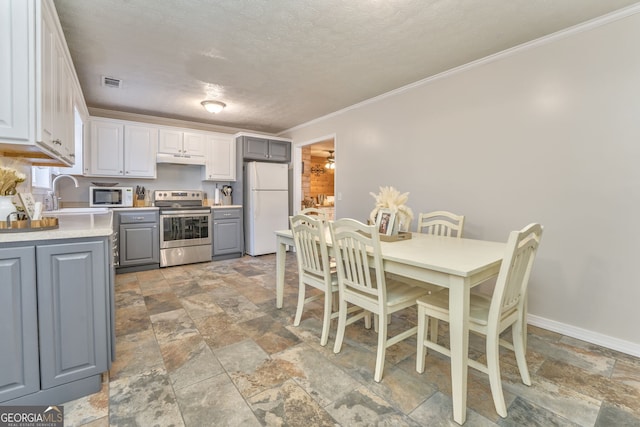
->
[155,190,211,267]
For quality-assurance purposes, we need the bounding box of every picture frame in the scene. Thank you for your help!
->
[375,208,396,236]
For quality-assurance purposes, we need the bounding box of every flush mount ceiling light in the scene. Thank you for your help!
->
[325,150,335,169]
[201,100,226,114]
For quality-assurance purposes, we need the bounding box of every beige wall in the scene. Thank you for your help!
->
[282,9,640,352]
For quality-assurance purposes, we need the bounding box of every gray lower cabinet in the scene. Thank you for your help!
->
[212,207,243,259]
[0,238,110,405]
[117,210,159,272]
[0,246,39,402]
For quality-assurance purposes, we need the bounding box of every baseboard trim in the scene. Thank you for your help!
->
[528,314,640,358]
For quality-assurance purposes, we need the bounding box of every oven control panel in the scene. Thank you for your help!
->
[154,190,204,203]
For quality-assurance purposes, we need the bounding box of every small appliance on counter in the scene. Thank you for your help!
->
[90,186,134,208]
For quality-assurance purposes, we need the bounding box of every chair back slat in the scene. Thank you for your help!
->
[299,207,328,221]
[330,219,385,301]
[417,211,465,238]
[489,223,543,323]
[290,215,330,280]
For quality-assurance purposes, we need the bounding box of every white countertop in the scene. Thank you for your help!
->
[0,211,114,243]
[211,205,242,209]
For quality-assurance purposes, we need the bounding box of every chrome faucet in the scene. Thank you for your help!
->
[51,174,79,211]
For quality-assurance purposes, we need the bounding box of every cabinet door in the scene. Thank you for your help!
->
[204,135,236,181]
[124,125,157,178]
[40,4,56,151]
[36,241,108,389]
[89,120,124,176]
[119,222,159,266]
[268,140,291,162]
[213,218,242,255]
[158,129,183,154]
[56,55,75,163]
[183,132,206,157]
[0,0,32,143]
[243,136,270,160]
[0,246,39,402]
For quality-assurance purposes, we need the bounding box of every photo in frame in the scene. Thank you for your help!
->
[375,208,396,236]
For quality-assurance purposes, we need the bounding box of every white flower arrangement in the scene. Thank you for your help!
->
[369,186,414,232]
[0,166,26,196]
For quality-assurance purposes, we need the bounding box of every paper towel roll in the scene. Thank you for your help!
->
[214,188,220,205]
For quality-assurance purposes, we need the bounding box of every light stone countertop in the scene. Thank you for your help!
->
[211,205,242,209]
[0,211,114,243]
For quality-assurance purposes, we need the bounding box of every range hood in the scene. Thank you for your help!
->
[156,153,206,165]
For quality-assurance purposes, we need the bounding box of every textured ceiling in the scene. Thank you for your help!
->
[54,0,639,134]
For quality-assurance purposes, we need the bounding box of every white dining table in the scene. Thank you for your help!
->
[274,229,506,425]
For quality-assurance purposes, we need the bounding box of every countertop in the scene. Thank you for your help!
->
[0,211,114,243]
[211,205,242,209]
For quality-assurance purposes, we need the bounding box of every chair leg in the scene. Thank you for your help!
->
[333,298,348,354]
[512,318,531,386]
[486,330,507,418]
[430,319,439,345]
[293,281,306,326]
[374,312,388,382]
[319,290,333,346]
[416,305,427,373]
[364,311,372,329]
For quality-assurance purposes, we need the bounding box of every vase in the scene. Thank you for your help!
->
[0,195,17,223]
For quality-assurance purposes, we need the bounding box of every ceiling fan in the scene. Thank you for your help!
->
[325,150,335,169]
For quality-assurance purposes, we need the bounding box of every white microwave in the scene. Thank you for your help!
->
[89,186,134,207]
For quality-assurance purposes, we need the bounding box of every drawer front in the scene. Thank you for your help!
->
[119,211,158,223]
[213,208,240,220]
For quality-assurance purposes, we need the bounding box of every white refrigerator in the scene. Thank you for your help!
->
[244,161,289,256]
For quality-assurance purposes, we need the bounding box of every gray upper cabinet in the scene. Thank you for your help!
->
[36,241,109,389]
[242,136,291,163]
[0,246,39,402]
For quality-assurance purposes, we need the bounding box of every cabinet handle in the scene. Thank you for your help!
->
[69,153,75,158]
[223,213,231,216]
[133,217,145,220]
[53,139,62,145]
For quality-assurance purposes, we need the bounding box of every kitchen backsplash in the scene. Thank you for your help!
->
[38,163,234,207]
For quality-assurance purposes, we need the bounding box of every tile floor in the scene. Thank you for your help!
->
[62,253,640,426]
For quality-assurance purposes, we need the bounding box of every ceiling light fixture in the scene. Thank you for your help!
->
[325,150,335,169]
[201,100,226,114]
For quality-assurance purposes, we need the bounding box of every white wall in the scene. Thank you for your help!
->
[282,9,640,353]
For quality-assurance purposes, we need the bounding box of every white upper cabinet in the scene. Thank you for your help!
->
[0,0,83,167]
[203,134,236,181]
[158,129,206,159]
[87,119,157,178]
[0,1,33,144]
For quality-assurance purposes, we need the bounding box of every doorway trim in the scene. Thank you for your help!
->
[292,133,337,216]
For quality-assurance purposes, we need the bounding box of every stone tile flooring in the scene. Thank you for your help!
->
[62,254,640,426]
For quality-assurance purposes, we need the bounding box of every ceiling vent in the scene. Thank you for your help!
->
[101,76,122,89]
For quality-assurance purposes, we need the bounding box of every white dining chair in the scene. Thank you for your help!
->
[299,207,328,221]
[416,211,465,238]
[415,223,543,418]
[289,214,338,346]
[330,218,430,382]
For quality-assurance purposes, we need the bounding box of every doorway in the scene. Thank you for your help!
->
[292,135,336,218]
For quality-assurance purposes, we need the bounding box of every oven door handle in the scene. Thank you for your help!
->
[160,210,211,216]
